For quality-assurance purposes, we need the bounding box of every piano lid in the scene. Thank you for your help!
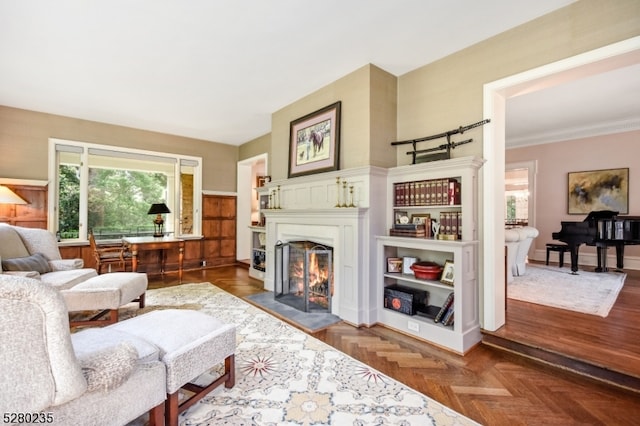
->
[583,210,618,222]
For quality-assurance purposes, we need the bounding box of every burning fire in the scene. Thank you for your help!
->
[290,250,331,306]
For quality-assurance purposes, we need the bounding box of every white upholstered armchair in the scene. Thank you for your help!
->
[0,274,166,426]
[0,223,97,287]
[505,226,539,283]
[0,224,148,326]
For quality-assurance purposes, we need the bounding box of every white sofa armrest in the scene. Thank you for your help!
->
[4,270,42,279]
[513,226,539,276]
[504,229,521,284]
[49,259,84,271]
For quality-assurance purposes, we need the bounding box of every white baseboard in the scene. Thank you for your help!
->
[532,248,640,271]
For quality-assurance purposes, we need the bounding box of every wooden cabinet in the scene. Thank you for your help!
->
[202,194,236,267]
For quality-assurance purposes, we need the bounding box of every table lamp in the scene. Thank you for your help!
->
[0,185,28,205]
[148,203,171,237]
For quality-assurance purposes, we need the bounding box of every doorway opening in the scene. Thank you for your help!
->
[236,153,267,266]
[505,160,536,229]
[482,36,640,331]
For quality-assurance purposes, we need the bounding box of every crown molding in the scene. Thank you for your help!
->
[507,117,640,149]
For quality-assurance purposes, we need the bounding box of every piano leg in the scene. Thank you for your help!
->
[595,245,608,273]
[569,244,580,274]
[615,244,625,271]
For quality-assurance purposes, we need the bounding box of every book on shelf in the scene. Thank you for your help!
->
[448,179,461,205]
[393,223,425,230]
[441,305,454,326]
[390,228,426,237]
[434,292,454,323]
[442,308,455,326]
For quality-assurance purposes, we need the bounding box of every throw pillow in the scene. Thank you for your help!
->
[1,253,51,274]
[79,341,138,392]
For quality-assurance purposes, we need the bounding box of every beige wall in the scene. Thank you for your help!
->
[369,65,398,168]
[507,130,640,258]
[239,133,270,164]
[0,106,238,192]
[267,64,398,180]
[396,0,640,166]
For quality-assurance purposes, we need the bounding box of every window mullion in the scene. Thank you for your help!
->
[78,150,89,241]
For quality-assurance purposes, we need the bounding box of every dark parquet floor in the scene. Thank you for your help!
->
[148,264,640,426]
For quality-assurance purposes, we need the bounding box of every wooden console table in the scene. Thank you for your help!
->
[123,236,185,282]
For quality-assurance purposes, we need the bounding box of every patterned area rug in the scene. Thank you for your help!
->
[507,264,626,317]
[127,282,477,425]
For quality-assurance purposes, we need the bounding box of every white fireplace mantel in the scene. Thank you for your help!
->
[263,207,373,326]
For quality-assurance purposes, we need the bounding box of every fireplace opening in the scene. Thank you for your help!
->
[274,240,333,313]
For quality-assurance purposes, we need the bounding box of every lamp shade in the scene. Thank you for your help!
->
[0,185,28,204]
[147,203,171,215]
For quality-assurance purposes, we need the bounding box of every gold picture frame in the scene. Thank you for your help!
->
[440,260,454,286]
[386,257,403,273]
[411,213,431,224]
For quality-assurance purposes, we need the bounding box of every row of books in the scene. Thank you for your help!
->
[438,211,462,240]
[394,178,461,207]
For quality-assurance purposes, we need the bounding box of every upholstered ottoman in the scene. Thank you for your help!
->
[62,272,147,327]
[108,309,236,426]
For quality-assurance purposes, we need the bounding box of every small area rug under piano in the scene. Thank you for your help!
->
[507,264,626,317]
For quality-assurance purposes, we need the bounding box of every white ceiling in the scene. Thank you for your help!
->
[6,0,631,148]
[506,62,640,147]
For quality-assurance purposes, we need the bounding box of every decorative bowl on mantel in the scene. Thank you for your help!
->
[410,261,443,280]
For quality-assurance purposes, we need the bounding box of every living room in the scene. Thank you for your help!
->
[2,1,640,424]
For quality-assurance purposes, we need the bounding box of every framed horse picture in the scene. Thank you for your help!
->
[288,101,341,178]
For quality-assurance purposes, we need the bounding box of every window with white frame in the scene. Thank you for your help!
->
[49,139,202,242]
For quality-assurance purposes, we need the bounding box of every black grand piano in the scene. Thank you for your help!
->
[552,210,640,274]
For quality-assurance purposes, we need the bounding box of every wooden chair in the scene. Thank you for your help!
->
[89,233,131,274]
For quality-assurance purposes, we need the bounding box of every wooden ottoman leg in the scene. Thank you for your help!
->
[225,354,235,388]
[108,309,119,325]
[148,401,165,426]
[165,354,236,426]
[166,393,180,426]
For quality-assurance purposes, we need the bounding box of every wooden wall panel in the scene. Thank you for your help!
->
[202,194,236,266]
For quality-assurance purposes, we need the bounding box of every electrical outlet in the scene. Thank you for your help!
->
[408,321,419,332]
[202,260,207,267]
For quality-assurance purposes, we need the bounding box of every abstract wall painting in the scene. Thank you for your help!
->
[567,168,629,214]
